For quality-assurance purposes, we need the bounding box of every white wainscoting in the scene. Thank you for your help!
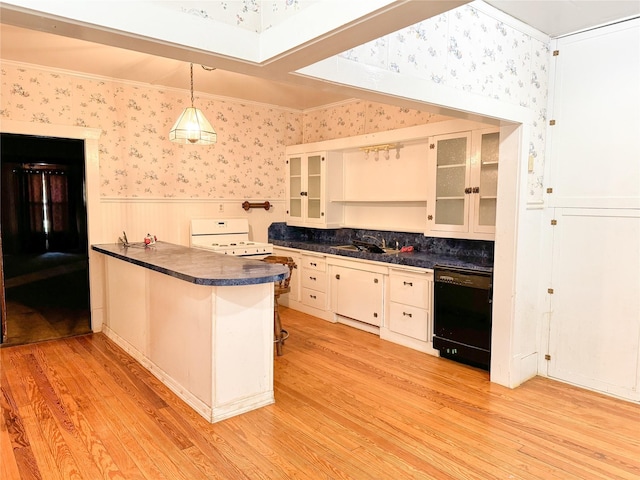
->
[88,197,285,333]
[96,198,286,245]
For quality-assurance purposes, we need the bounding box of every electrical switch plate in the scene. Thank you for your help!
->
[528,155,534,172]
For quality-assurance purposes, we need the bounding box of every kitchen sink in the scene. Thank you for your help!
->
[333,245,400,255]
[334,245,361,252]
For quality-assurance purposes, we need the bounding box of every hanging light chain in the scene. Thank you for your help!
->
[190,63,195,107]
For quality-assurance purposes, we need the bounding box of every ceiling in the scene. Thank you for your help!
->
[1,1,638,111]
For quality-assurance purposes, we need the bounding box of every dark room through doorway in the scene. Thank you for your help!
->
[1,133,91,346]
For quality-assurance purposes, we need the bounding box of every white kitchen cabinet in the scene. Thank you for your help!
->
[426,128,499,240]
[299,253,328,311]
[330,262,384,328]
[285,151,344,228]
[381,268,436,354]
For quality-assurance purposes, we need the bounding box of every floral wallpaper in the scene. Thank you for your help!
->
[1,62,447,200]
[338,3,550,202]
[174,0,318,32]
[302,101,450,143]
[0,63,302,198]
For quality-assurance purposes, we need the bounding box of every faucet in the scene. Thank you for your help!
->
[362,234,386,249]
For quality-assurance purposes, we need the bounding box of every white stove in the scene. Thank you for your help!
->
[190,218,273,258]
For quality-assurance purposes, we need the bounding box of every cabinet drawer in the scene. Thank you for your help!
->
[389,302,430,341]
[301,288,327,310]
[301,270,327,292]
[390,273,431,309]
[301,255,326,272]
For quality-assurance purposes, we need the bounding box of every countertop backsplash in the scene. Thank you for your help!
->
[268,223,494,260]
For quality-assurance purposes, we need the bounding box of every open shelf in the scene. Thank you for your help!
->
[331,198,428,203]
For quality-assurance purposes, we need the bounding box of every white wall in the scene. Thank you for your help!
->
[538,18,640,401]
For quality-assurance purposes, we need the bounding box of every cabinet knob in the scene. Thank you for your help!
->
[373,313,378,318]
[427,215,433,221]
[374,278,379,284]
[464,187,472,194]
[335,274,340,280]
[472,186,480,194]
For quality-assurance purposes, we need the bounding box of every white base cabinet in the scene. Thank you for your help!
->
[381,267,439,355]
[274,246,439,355]
[272,247,333,322]
[330,260,385,328]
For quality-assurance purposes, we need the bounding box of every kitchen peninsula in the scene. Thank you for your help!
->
[92,242,289,423]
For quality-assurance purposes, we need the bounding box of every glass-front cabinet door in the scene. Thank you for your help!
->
[287,156,303,223]
[305,154,324,224]
[426,128,499,240]
[429,132,472,233]
[286,152,327,226]
[472,129,499,234]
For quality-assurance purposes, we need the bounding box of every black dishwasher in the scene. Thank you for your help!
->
[433,266,493,371]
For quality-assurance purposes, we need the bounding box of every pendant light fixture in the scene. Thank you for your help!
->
[169,63,217,145]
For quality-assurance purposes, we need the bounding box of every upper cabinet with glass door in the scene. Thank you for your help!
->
[426,128,499,240]
[285,151,344,228]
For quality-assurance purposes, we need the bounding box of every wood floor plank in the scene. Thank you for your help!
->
[2,307,639,479]
[3,349,65,480]
[43,339,150,480]
[61,340,209,480]
[1,368,41,480]
[15,351,88,479]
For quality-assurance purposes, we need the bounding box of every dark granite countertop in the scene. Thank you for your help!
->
[92,242,289,286]
[271,240,493,272]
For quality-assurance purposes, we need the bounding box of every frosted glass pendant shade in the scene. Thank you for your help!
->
[169,106,217,145]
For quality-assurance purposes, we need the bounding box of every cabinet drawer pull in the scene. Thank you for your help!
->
[403,312,413,318]
[403,281,413,286]
[373,313,378,318]
[310,262,317,267]
[310,294,317,299]
[309,276,316,281]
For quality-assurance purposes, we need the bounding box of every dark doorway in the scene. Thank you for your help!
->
[1,133,91,346]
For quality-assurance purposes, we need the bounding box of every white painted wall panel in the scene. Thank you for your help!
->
[547,209,640,401]
[548,19,640,208]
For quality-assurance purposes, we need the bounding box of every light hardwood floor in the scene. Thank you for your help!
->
[2,307,639,479]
